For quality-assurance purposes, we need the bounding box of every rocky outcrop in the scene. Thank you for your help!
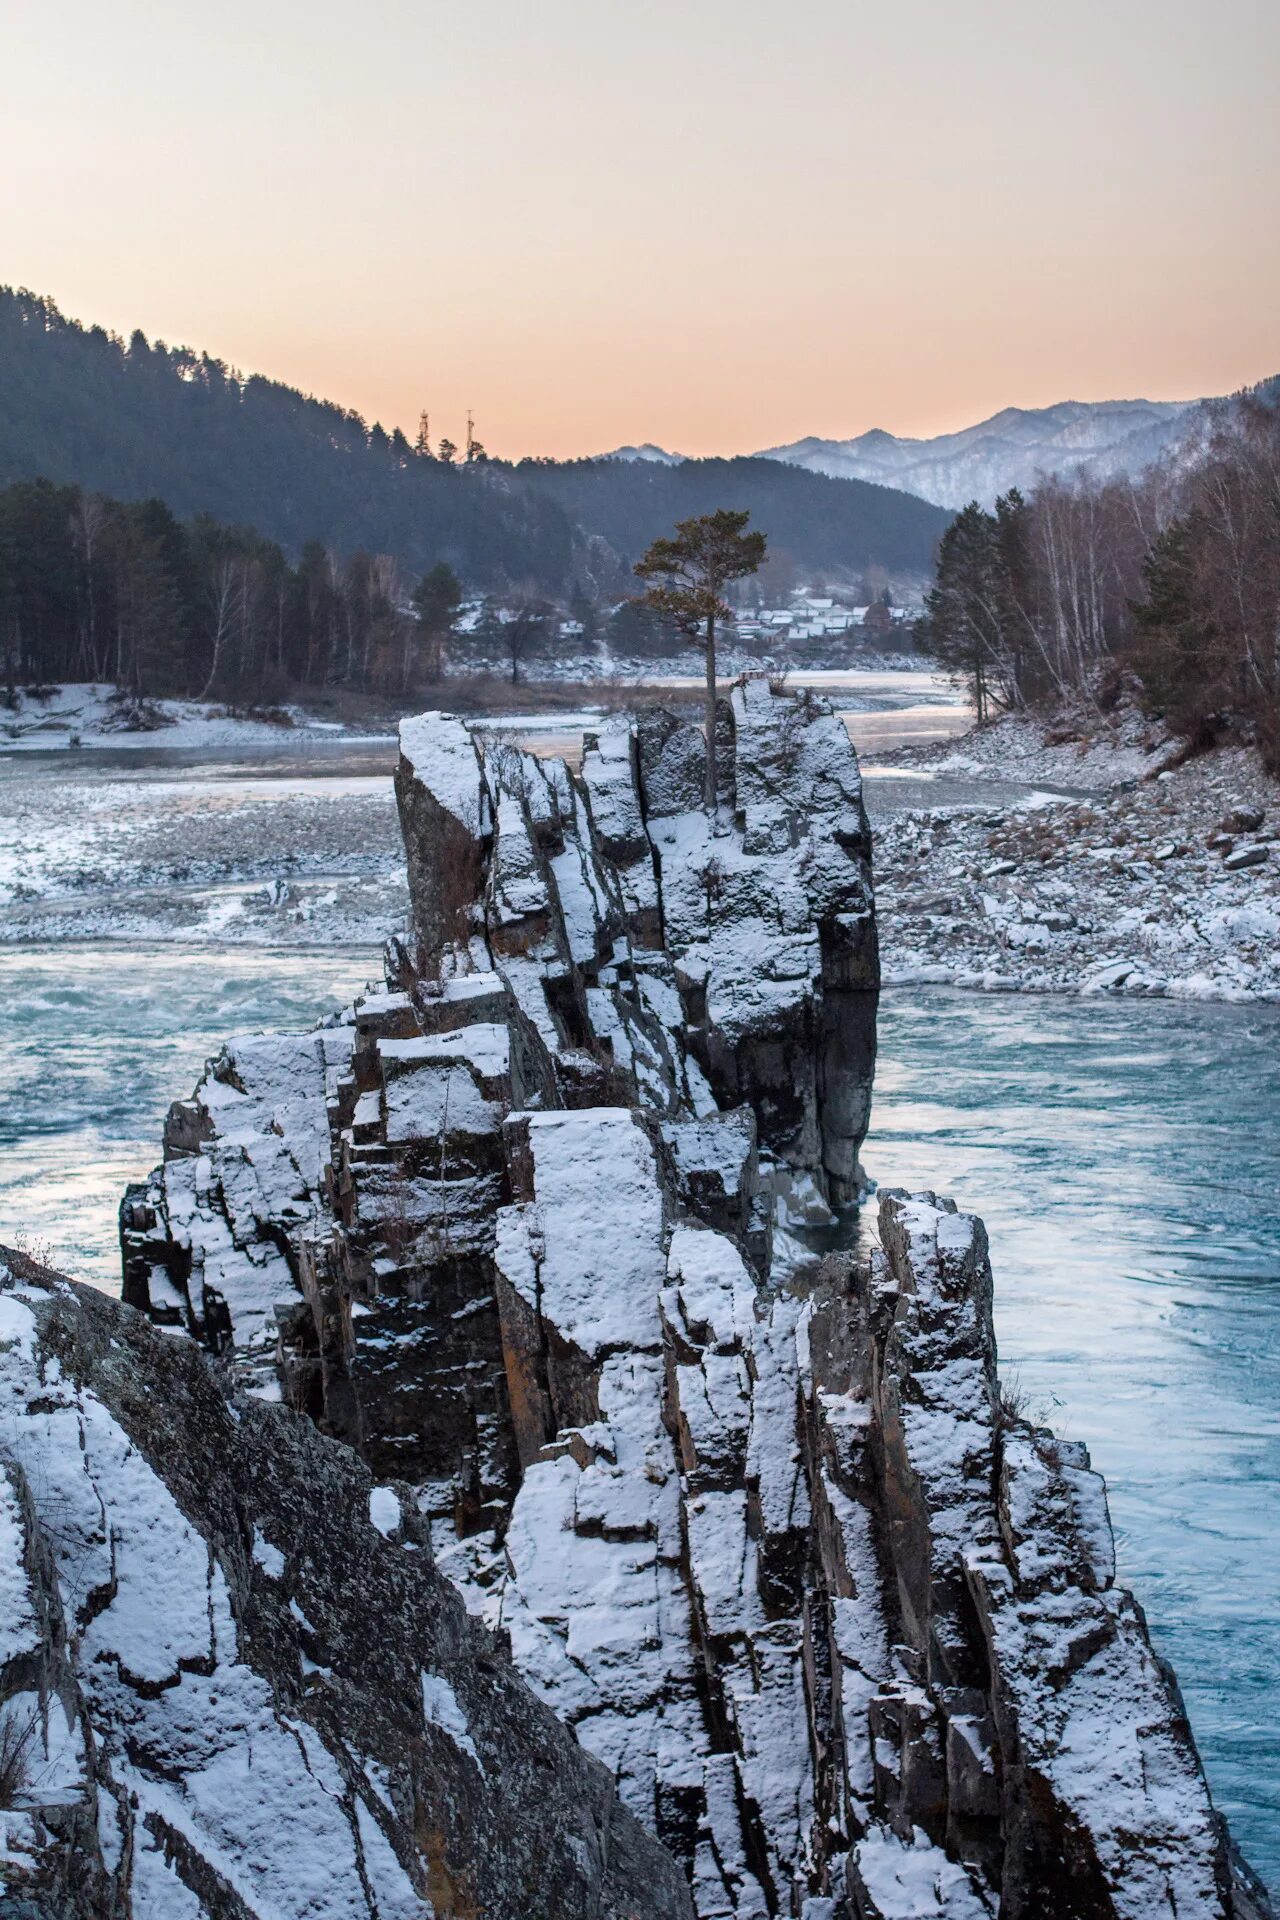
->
[116,686,1270,1918]
[842,1195,1268,1920]
[121,680,877,1509]
[0,1246,692,1920]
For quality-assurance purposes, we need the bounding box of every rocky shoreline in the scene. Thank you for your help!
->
[0,753,406,947]
[2,687,1272,1917]
[875,707,1279,1001]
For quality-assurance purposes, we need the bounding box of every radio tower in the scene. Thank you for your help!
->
[465,410,476,463]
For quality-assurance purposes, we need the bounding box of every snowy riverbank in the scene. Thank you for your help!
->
[874,707,1280,1001]
[0,751,406,945]
[0,682,397,751]
[2,663,932,750]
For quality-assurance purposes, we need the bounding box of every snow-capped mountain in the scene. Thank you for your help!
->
[598,441,684,464]
[594,379,1277,511]
[756,396,1200,509]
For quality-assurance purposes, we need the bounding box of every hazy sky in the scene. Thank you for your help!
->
[4,0,1278,457]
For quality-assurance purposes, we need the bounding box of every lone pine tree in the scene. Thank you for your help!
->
[635,508,766,810]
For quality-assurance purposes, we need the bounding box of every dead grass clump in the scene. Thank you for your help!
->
[0,1705,35,1809]
[995,1369,1030,1432]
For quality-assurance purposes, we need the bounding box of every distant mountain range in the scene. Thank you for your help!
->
[757,398,1199,508]
[606,382,1278,510]
[12,285,1267,587]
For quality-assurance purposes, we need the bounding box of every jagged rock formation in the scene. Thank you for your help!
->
[0,1246,693,1920]
[116,685,1270,1918]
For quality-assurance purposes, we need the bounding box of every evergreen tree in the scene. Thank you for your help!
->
[605,597,667,659]
[917,502,1007,721]
[992,487,1036,701]
[635,508,766,810]
[110,517,187,696]
[1130,514,1221,741]
[412,561,463,683]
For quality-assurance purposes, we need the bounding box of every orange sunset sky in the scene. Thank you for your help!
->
[4,0,1277,459]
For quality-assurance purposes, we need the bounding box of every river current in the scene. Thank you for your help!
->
[863,988,1280,1884]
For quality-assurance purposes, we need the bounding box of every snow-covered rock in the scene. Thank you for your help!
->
[115,693,1271,1917]
[0,682,380,752]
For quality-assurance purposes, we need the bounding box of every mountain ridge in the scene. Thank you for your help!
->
[607,381,1277,509]
[759,394,1197,506]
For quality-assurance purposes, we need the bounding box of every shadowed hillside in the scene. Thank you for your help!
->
[513,452,952,575]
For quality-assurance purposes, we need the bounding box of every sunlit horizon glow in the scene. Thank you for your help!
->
[3,0,1277,460]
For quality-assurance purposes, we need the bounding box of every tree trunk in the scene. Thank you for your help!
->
[703,611,717,812]
[200,565,235,701]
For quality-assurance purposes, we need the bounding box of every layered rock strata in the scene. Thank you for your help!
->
[116,686,1269,1918]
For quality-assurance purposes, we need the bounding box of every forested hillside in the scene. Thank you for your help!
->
[0,290,575,590]
[0,478,450,701]
[0,289,950,592]
[513,454,951,575]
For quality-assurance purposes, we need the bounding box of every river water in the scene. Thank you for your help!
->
[0,701,1275,1888]
[863,987,1280,1885]
[0,946,380,1284]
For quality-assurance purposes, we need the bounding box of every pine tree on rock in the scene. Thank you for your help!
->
[635,508,766,810]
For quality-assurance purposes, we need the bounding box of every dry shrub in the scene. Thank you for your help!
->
[376,1166,421,1268]
[995,1369,1030,1432]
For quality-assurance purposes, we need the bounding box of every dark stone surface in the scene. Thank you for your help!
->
[0,1246,694,1920]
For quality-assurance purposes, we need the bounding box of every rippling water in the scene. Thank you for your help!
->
[0,946,378,1285]
[867,987,1280,1888]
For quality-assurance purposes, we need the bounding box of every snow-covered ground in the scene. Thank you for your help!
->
[0,670,963,945]
[444,644,924,683]
[874,708,1280,1001]
[0,754,406,945]
[885,696,1174,789]
[1,683,391,752]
